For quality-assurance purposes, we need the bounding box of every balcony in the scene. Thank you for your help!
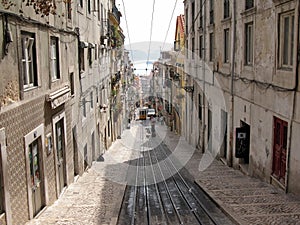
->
[109,5,121,25]
[111,72,121,88]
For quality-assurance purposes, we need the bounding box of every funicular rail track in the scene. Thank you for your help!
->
[117,122,235,225]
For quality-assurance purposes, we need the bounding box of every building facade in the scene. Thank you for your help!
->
[0,0,124,224]
[184,0,300,194]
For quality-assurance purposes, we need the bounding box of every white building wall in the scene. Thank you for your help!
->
[184,0,300,194]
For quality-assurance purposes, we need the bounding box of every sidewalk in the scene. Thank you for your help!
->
[25,130,136,225]
[155,123,300,225]
[25,122,300,225]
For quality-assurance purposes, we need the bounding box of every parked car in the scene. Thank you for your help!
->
[147,108,156,118]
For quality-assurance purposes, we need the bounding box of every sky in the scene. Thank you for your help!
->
[116,0,184,65]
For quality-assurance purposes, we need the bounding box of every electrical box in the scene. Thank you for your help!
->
[235,126,250,158]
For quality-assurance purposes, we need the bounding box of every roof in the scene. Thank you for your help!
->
[175,14,185,40]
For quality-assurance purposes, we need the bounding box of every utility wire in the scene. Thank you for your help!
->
[121,0,134,62]
[179,0,294,93]
[161,0,178,51]
[146,0,156,69]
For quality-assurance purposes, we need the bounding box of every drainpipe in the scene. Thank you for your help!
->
[285,1,300,193]
[202,0,207,153]
[229,0,236,167]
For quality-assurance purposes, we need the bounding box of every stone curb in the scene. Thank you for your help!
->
[110,183,127,225]
[194,180,246,225]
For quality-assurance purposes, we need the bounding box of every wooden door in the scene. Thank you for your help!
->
[272,117,288,184]
[29,138,44,217]
[55,119,66,193]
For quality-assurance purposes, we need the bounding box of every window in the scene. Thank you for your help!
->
[91,132,95,160]
[67,1,72,19]
[21,31,37,89]
[210,0,214,24]
[97,0,101,21]
[199,35,203,59]
[198,94,202,120]
[245,22,253,65]
[88,48,92,67]
[245,0,254,10]
[224,0,230,19]
[84,144,88,168]
[279,11,295,69]
[199,0,203,28]
[209,32,215,61]
[108,121,110,137]
[96,87,99,104]
[94,44,97,60]
[82,97,86,118]
[101,3,104,20]
[192,37,195,59]
[80,48,85,72]
[224,28,230,63]
[78,0,83,8]
[185,8,189,35]
[186,40,189,59]
[87,0,91,14]
[90,92,94,109]
[50,37,60,80]
[192,2,195,31]
[70,72,75,96]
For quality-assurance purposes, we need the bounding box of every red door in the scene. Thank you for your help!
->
[272,117,288,184]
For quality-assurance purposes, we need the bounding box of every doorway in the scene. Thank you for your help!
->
[72,127,79,176]
[54,118,66,194]
[24,124,46,219]
[221,110,228,159]
[207,109,212,152]
[91,131,95,161]
[29,138,45,217]
[84,144,88,169]
[272,117,288,185]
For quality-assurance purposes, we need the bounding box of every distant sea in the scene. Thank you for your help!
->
[125,41,173,76]
[133,60,155,76]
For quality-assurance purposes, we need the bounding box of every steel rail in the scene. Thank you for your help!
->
[157,142,221,225]
[150,141,204,224]
[130,125,143,225]
[143,124,151,225]
[147,137,189,225]
[145,136,169,225]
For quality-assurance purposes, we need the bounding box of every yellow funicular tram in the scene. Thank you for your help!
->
[138,107,148,120]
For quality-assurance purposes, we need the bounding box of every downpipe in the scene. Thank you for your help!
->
[285,1,300,193]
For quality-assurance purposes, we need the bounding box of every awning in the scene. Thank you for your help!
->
[46,85,70,109]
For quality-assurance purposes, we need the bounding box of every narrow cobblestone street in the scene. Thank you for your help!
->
[25,136,133,225]
[25,121,300,225]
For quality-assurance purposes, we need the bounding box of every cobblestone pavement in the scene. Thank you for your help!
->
[158,125,300,225]
[25,128,137,225]
[25,121,300,225]
[193,162,300,225]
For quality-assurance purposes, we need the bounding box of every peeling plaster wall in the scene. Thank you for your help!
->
[184,0,300,193]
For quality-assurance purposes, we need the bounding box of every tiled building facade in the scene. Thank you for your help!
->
[0,0,124,224]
